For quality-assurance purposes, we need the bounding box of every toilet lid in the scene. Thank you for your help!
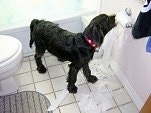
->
[0,35,20,63]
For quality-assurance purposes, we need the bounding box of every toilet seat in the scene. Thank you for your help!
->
[0,35,22,68]
[0,35,22,77]
[0,35,20,63]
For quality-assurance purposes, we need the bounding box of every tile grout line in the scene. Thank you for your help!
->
[28,58,36,92]
[22,53,82,113]
[105,84,119,108]
[22,54,137,113]
[43,55,57,99]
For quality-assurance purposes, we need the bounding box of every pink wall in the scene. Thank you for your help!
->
[112,32,151,103]
[101,0,151,104]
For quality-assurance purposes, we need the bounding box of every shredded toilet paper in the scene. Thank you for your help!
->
[89,59,114,79]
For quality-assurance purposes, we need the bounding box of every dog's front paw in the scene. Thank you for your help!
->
[87,75,98,83]
[67,85,78,94]
[37,66,47,73]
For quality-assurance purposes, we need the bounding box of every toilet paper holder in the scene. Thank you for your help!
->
[116,8,133,28]
[125,8,133,28]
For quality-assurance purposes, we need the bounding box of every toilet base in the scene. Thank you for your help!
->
[0,77,19,96]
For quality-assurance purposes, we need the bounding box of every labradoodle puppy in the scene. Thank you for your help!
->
[29,14,116,93]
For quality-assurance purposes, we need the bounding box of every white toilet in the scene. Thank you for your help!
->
[0,35,23,96]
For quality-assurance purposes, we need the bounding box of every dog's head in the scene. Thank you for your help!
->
[83,14,116,49]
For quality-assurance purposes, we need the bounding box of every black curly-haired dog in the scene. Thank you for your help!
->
[29,14,116,93]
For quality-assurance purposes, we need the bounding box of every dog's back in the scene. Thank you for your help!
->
[29,19,59,48]
[29,19,84,61]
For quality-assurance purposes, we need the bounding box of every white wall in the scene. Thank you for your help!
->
[101,0,143,17]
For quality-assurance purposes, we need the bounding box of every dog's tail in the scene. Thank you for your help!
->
[29,19,40,48]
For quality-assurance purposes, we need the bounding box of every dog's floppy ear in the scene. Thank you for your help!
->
[92,24,104,47]
[109,15,116,28]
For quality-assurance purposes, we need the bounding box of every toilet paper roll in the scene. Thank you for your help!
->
[115,10,133,28]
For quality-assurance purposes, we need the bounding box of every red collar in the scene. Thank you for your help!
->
[85,36,100,51]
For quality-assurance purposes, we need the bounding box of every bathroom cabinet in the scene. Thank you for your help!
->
[140,94,151,113]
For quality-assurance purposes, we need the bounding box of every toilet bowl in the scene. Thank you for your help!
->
[0,35,23,96]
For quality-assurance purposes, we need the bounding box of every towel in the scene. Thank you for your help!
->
[132,0,151,39]
[146,36,151,52]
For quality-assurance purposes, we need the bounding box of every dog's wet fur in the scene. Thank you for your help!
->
[30,14,116,93]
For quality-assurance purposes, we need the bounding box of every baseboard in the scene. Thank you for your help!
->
[110,58,143,111]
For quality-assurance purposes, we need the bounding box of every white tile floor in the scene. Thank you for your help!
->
[15,53,139,113]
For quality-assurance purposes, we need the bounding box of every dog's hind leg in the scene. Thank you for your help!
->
[35,48,47,73]
[67,63,81,93]
[82,63,98,83]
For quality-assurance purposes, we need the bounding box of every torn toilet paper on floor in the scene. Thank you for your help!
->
[79,80,113,113]
[89,59,114,79]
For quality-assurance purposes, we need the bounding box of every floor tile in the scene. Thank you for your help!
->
[106,66,115,76]
[29,55,35,60]
[15,72,33,86]
[18,55,138,113]
[45,56,61,67]
[62,65,86,85]
[78,92,116,113]
[88,80,108,92]
[119,102,139,113]
[59,103,80,113]
[90,66,107,79]
[82,81,117,110]
[106,76,123,91]
[30,58,45,71]
[105,107,121,113]
[48,65,65,78]
[30,60,37,70]
[52,108,60,113]
[22,56,30,62]
[74,84,91,101]
[77,102,85,113]
[112,88,132,106]
[45,93,56,103]
[35,80,53,94]
[55,90,76,106]
[17,61,31,74]
[51,76,67,91]
[94,88,116,108]
[107,97,117,108]
[44,52,52,57]
[18,84,35,92]
[32,70,50,82]
[75,71,86,85]
[62,63,70,74]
